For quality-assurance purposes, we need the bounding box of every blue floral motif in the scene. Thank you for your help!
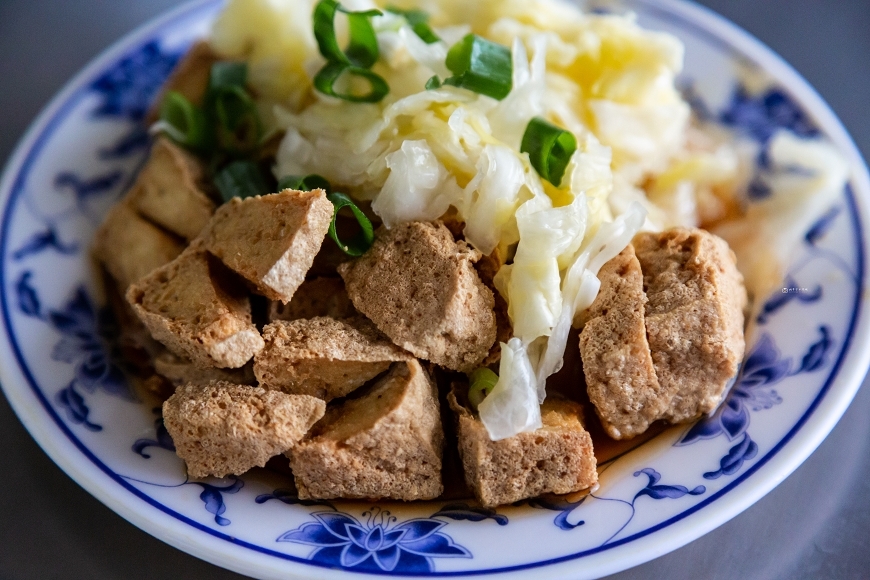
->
[132,411,176,458]
[527,495,588,530]
[276,506,472,573]
[13,228,79,261]
[719,86,819,144]
[679,328,834,480]
[805,207,842,246]
[679,334,790,448]
[193,477,244,526]
[56,381,102,432]
[15,271,41,318]
[757,275,822,324]
[256,489,336,510]
[632,468,706,500]
[16,279,132,431]
[90,40,181,122]
[54,170,125,206]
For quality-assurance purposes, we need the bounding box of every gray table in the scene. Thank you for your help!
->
[1,1,868,578]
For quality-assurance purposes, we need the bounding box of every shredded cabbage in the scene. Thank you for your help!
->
[209,0,849,442]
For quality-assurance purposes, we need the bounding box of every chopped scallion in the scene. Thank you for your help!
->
[444,34,512,100]
[313,61,389,103]
[158,91,209,151]
[327,192,374,256]
[386,6,440,44]
[425,75,442,90]
[214,160,270,203]
[520,117,577,187]
[313,0,382,68]
[468,368,499,410]
[207,61,247,92]
[212,85,262,155]
[278,174,332,193]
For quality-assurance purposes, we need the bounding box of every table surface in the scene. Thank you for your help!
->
[1,1,869,578]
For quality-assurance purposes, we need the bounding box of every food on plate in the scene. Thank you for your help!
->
[449,387,597,508]
[338,220,497,373]
[289,360,444,500]
[91,0,848,508]
[94,200,185,291]
[163,381,326,478]
[126,241,265,368]
[127,137,216,241]
[202,188,334,302]
[254,316,412,401]
[580,229,746,440]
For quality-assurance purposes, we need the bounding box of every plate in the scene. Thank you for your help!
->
[1,0,868,578]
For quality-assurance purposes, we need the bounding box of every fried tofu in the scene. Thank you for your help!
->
[289,360,444,500]
[146,41,221,123]
[267,277,356,322]
[128,137,216,240]
[255,316,412,401]
[154,350,256,387]
[579,245,667,439]
[163,381,325,478]
[202,189,333,303]
[126,242,265,368]
[94,201,185,291]
[338,221,497,373]
[449,390,597,508]
[633,227,746,423]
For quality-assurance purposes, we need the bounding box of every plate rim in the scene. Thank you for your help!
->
[1,0,869,578]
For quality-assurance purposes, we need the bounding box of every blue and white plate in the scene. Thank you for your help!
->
[1,0,868,578]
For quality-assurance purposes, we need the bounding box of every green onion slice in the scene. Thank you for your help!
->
[327,192,374,256]
[520,117,577,187]
[214,160,270,203]
[467,368,499,410]
[208,61,247,92]
[212,85,262,154]
[313,0,382,68]
[444,34,512,100]
[278,174,332,193]
[424,75,442,90]
[313,61,389,103]
[158,91,209,151]
[386,6,439,44]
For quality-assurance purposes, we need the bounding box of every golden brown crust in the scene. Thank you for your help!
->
[633,227,746,423]
[163,381,325,479]
[338,221,497,373]
[202,189,333,302]
[93,201,185,291]
[450,390,597,508]
[289,360,444,501]
[126,241,264,368]
[146,41,222,123]
[267,277,356,322]
[154,350,256,387]
[127,137,216,240]
[254,316,412,401]
[579,245,666,439]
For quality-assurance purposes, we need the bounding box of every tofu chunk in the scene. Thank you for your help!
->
[579,245,667,440]
[128,137,216,240]
[154,350,256,387]
[163,381,325,478]
[449,390,597,508]
[203,189,333,302]
[255,316,412,401]
[267,277,356,322]
[338,221,497,373]
[290,360,444,500]
[633,228,746,423]
[94,201,184,290]
[126,242,265,368]
[146,41,221,123]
